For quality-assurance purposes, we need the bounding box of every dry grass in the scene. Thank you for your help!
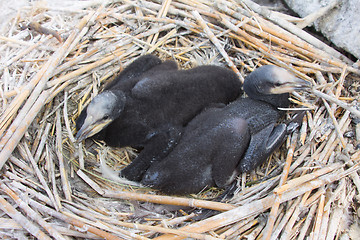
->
[0,0,359,239]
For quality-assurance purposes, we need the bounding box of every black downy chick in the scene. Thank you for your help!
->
[75,55,242,181]
[141,65,310,195]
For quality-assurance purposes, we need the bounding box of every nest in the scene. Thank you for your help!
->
[1,0,360,239]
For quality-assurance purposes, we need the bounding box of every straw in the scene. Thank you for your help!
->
[0,0,359,238]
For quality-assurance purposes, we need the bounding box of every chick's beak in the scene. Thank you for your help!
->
[270,77,311,94]
[292,77,312,91]
[75,118,112,142]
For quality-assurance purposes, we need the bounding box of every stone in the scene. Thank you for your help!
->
[283,0,360,60]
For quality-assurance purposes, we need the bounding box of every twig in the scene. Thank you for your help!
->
[219,217,257,239]
[304,188,327,207]
[295,0,338,29]
[322,98,347,148]
[34,122,52,163]
[9,156,34,174]
[114,220,222,240]
[47,145,62,210]
[312,194,325,239]
[153,163,359,239]
[312,89,360,118]
[148,0,173,46]
[271,197,301,239]
[192,11,243,82]
[76,169,105,195]
[274,162,343,194]
[28,199,124,240]
[22,142,59,211]
[297,203,317,240]
[0,194,51,239]
[77,169,235,211]
[9,180,54,207]
[0,182,66,240]
[56,109,72,201]
[3,36,52,67]
[63,92,76,143]
[240,0,351,64]
[263,132,298,240]
[0,10,99,169]
[319,192,331,240]
[147,28,177,54]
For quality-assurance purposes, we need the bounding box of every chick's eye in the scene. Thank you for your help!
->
[103,115,109,120]
[274,82,282,87]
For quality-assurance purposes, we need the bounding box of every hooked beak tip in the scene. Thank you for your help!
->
[75,129,87,143]
[294,78,312,90]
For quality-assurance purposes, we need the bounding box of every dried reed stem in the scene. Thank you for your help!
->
[154,162,359,239]
[23,142,59,211]
[0,194,51,240]
[115,220,222,240]
[263,132,298,240]
[27,198,125,240]
[56,109,72,201]
[0,182,67,240]
[240,0,351,64]
[192,11,243,82]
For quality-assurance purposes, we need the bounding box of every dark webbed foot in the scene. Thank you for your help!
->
[238,111,306,173]
[120,126,182,181]
[238,123,285,173]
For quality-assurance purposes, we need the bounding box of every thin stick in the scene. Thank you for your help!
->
[153,163,359,240]
[28,198,124,240]
[9,156,34,174]
[61,210,147,240]
[322,98,346,148]
[9,181,53,207]
[217,2,360,74]
[114,220,222,240]
[304,188,327,207]
[148,0,173,45]
[63,92,76,143]
[34,122,52,163]
[312,194,325,239]
[0,11,99,169]
[192,10,243,82]
[240,0,351,63]
[47,145,62,210]
[271,197,302,239]
[77,169,235,211]
[334,66,347,99]
[319,194,331,240]
[22,142,59,211]
[4,36,52,67]
[274,162,343,194]
[312,89,360,118]
[263,132,298,240]
[56,109,72,201]
[297,203,318,240]
[76,169,105,195]
[0,194,51,240]
[147,28,177,54]
[0,182,67,240]
[0,10,91,140]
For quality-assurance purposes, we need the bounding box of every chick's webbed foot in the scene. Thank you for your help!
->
[238,123,287,173]
[120,126,182,181]
[238,111,306,173]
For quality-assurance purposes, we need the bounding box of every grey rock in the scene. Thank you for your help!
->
[284,0,360,59]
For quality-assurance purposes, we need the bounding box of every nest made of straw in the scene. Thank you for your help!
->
[0,0,360,239]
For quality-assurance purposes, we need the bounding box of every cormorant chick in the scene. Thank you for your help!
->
[75,55,242,181]
[141,65,310,195]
